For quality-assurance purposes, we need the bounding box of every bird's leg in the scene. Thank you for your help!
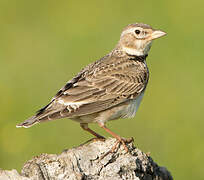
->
[80,123,105,140]
[98,122,129,152]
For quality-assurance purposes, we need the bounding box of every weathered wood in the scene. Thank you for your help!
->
[0,138,172,180]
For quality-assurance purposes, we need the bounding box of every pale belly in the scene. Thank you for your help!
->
[108,91,144,120]
[71,92,145,124]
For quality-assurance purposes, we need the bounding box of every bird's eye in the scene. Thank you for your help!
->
[135,30,141,35]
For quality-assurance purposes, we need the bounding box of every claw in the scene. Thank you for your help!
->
[100,137,133,160]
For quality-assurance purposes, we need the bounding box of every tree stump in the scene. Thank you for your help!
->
[0,138,172,180]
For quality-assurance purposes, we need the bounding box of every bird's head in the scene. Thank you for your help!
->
[118,23,166,56]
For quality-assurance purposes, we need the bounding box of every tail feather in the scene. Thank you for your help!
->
[17,99,71,128]
[16,116,39,128]
[16,108,64,128]
[16,101,59,128]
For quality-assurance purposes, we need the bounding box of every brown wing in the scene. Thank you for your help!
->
[17,56,148,128]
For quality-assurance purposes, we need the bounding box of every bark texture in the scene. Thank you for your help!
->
[0,138,172,180]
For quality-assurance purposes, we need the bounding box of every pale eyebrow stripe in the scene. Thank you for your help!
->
[120,28,137,37]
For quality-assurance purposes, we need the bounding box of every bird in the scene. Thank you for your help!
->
[17,23,166,151]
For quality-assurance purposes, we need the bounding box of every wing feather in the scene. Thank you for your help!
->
[17,55,149,127]
[37,59,148,120]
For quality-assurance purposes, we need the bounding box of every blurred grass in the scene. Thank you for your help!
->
[0,0,203,179]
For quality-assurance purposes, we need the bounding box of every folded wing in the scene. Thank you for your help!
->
[17,57,148,128]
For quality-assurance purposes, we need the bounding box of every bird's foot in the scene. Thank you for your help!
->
[100,137,134,160]
[111,137,134,153]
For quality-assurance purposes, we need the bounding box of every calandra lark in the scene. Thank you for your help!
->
[17,23,166,151]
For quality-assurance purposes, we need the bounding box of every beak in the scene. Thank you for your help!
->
[151,30,167,40]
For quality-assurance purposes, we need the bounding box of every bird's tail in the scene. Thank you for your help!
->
[16,100,66,128]
[16,116,39,128]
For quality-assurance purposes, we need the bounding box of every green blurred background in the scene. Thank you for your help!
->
[0,0,203,179]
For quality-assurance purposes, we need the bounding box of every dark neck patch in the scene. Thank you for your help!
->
[128,54,148,62]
